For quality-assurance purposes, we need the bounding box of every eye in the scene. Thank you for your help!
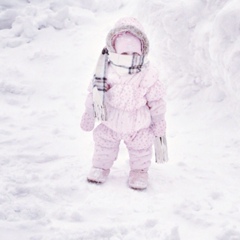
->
[133,52,140,56]
[120,52,140,55]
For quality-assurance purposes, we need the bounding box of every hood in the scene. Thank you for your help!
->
[106,17,149,56]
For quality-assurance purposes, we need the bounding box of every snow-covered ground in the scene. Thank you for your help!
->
[0,0,240,239]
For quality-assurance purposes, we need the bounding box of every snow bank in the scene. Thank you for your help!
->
[136,0,240,120]
[0,0,95,47]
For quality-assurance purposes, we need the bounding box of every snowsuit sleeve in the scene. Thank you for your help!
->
[146,80,166,116]
[84,81,93,109]
[145,70,166,137]
[80,81,95,131]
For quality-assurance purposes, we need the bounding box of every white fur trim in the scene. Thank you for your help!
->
[106,25,149,56]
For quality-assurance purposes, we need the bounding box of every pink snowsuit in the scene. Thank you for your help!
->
[81,18,166,172]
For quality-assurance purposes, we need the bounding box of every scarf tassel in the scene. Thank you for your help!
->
[92,48,109,121]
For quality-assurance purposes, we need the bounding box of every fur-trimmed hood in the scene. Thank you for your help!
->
[106,17,149,56]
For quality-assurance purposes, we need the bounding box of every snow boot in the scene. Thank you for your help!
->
[128,169,148,190]
[87,167,110,184]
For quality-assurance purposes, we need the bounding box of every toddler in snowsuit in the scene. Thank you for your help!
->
[80,17,166,190]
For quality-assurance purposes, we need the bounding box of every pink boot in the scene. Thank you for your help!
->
[87,167,110,183]
[128,169,148,190]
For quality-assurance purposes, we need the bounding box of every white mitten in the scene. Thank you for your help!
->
[150,116,166,137]
[80,107,95,131]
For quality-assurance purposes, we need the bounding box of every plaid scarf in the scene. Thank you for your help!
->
[92,48,148,121]
[92,48,109,121]
[108,51,148,75]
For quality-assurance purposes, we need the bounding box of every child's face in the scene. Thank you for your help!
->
[114,32,142,56]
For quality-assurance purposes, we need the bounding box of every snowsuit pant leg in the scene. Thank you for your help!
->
[92,124,120,170]
[124,127,155,171]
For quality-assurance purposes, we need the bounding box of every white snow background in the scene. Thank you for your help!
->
[0,0,240,239]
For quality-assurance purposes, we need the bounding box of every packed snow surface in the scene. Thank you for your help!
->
[0,0,240,239]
